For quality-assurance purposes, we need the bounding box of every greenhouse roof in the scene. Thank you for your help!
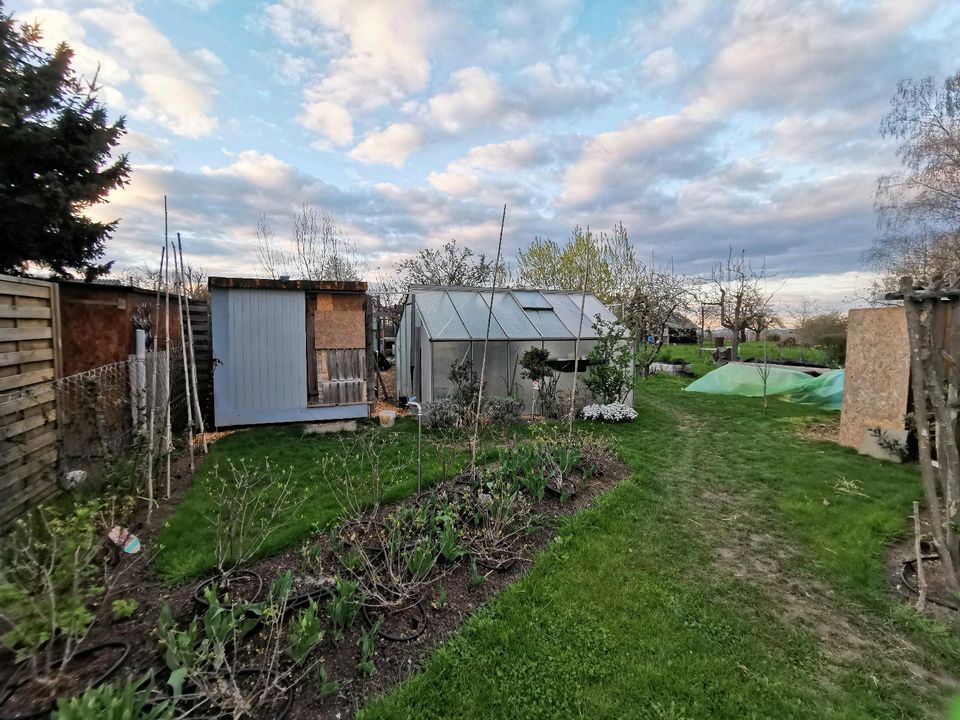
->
[406,286,619,341]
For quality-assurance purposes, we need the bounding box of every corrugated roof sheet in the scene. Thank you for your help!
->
[407,286,618,341]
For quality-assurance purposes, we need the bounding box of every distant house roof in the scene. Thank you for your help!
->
[209,277,367,292]
[405,285,619,341]
[666,312,697,330]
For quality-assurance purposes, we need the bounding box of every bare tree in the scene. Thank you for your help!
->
[706,249,775,360]
[789,296,822,331]
[255,205,364,281]
[117,263,208,300]
[871,72,960,286]
[397,238,500,287]
[624,265,694,377]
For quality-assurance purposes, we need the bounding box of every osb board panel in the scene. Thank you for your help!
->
[314,293,365,349]
[839,306,910,448]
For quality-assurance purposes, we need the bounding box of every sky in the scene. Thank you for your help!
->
[12,0,960,310]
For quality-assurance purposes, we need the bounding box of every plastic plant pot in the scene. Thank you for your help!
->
[0,640,130,720]
[362,601,427,642]
[194,569,263,609]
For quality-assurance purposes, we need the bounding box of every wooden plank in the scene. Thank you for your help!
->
[0,408,56,441]
[0,278,52,298]
[0,448,57,492]
[0,348,54,367]
[0,479,58,525]
[0,388,54,415]
[0,429,57,468]
[0,368,54,392]
[0,305,51,319]
[0,327,52,342]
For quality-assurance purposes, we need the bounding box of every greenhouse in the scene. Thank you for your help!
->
[395,285,632,408]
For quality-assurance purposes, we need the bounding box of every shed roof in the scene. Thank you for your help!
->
[209,277,367,292]
[406,286,619,341]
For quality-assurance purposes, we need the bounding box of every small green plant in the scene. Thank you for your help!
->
[403,539,438,580]
[432,586,447,610]
[111,598,138,621]
[53,673,173,720]
[438,517,465,562]
[328,576,361,640]
[469,558,485,588]
[357,619,380,676]
[316,665,340,699]
[287,599,324,664]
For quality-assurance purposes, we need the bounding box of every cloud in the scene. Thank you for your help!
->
[428,137,551,196]
[423,67,504,134]
[561,113,715,206]
[641,47,682,84]
[689,0,938,116]
[349,123,423,168]
[298,101,354,146]
[427,171,480,195]
[23,2,220,138]
[264,0,440,139]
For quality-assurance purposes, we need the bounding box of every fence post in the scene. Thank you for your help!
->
[130,329,147,430]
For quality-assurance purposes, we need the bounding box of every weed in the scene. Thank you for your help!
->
[328,576,362,640]
[357,620,381,677]
[110,598,138,621]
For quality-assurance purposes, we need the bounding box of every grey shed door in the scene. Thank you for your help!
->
[212,288,306,425]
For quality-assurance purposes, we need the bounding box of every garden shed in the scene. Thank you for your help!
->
[395,285,632,408]
[210,277,371,427]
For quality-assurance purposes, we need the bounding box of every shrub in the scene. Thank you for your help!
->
[766,332,781,342]
[583,315,633,404]
[581,402,638,423]
[424,397,463,428]
[482,395,524,424]
[819,334,847,366]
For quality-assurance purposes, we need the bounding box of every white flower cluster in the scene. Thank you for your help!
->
[581,402,638,423]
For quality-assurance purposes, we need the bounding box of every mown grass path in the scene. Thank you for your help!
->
[361,378,960,720]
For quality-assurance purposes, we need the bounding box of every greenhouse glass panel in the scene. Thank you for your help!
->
[491,292,539,338]
[525,308,572,339]
[471,341,511,397]
[545,293,592,337]
[416,290,468,339]
[511,290,552,310]
[432,341,472,398]
[582,294,616,330]
[447,290,506,339]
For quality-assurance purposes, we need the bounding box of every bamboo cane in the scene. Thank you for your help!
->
[178,233,208,453]
[145,245,164,524]
[568,234,592,436]
[163,197,173,499]
[172,241,195,472]
[471,204,506,478]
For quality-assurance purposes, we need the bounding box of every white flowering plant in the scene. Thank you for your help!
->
[580,402,638,423]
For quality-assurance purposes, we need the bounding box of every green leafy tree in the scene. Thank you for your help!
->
[0,7,129,278]
[583,315,633,404]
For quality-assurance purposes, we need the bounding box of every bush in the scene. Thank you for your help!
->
[482,395,523,424]
[583,315,633,404]
[819,334,847,366]
[766,333,781,342]
[423,397,463,428]
[581,403,638,423]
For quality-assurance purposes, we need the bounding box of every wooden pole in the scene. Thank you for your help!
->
[913,501,927,611]
[163,197,173,499]
[177,233,208,453]
[145,244,164,524]
[568,233,591,436]
[471,204,507,477]
[901,276,960,592]
[172,241,195,472]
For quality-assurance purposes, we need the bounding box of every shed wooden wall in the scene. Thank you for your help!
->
[839,306,910,448]
[0,275,60,525]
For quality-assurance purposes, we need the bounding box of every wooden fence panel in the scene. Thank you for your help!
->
[0,274,60,525]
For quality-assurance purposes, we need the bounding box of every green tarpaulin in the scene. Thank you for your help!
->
[683,363,844,410]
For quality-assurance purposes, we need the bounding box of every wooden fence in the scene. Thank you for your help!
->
[0,275,61,525]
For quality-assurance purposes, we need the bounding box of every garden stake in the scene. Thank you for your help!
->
[913,501,926,610]
[178,233,208,453]
[172,240,195,472]
[472,204,506,479]
[162,196,173,499]
[568,233,591,436]
[145,243,164,524]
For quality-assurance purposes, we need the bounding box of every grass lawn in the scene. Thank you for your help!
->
[360,376,960,719]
